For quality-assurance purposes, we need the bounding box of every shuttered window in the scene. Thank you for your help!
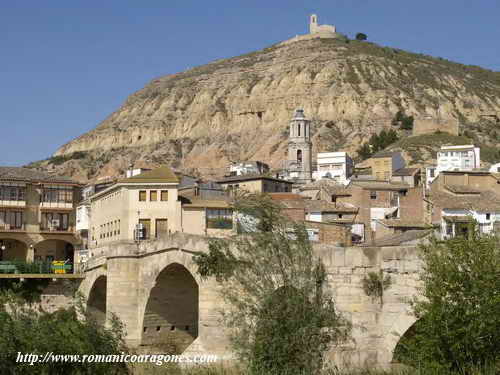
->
[160,190,168,201]
[150,191,157,201]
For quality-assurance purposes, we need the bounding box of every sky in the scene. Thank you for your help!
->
[1,1,499,166]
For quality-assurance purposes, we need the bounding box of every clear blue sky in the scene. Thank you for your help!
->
[1,1,499,166]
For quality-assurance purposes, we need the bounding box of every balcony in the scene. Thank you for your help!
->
[0,260,85,278]
[0,223,25,232]
[39,224,75,234]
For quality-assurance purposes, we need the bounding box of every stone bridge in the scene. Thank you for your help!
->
[78,233,422,368]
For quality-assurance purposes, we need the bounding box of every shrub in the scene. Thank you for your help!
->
[396,232,500,372]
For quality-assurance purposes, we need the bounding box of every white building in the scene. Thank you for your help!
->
[426,145,481,188]
[489,162,500,173]
[441,209,500,240]
[312,152,353,184]
[437,145,480,173]
[228,161,269,176]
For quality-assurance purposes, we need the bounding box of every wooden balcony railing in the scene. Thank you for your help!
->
[0,223,25,231]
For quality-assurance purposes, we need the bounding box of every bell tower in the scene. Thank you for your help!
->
[287,109,312,183]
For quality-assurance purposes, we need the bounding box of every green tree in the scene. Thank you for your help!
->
[355,32,367,41]
[0,283,128,375]
[356,142,373,160]
[193,193,350,375]
[395,232,500,372]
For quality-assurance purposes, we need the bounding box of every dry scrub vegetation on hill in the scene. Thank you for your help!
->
[27,38,500,182]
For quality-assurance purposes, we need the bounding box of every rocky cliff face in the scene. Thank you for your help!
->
[31,38,500,181]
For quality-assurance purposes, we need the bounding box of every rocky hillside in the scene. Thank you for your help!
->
[28,38,500,182]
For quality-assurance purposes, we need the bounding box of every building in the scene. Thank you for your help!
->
[425,170,500,239]
[0,167,81,263]
[217,174,293,195]
[313,152,354,184]
[267,193,353,246]
[391,168,421,187]
[76,178,116,250]
[177,175,225,199]
[87,166,235,254]
[283,109,313,184]
[489,162,500,173]
[366,151,405,181]
[436,144,480,173]
[89,166,182,247]
[309,14,337,35]
[228,161,269,177]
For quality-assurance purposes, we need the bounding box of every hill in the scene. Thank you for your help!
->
[27,37,500,181]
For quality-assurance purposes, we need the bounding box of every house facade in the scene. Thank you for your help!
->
[312,152,353,184]
[0,167,81,263]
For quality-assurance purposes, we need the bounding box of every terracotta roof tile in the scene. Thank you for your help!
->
[0,166,76,184]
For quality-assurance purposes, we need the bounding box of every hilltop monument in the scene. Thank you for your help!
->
[280,14,346,45]
[309,14,337,36]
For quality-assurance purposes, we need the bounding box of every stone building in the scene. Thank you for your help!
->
[0,166,81,263]
[366,151,406,181]
[283,109,313,184]
[424,170,500,239]
[216,174,293,195]
[88,166,235,254]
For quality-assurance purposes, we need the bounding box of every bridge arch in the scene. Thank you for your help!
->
[86,275,108,326]
[379,309,418,365]
[141,260,199,354]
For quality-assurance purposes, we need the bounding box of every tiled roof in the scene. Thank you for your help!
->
[120,166,179,183]
[392,168,420,176]
[376,219,428,228]
[267,193,305,200]
[372,151,397,158]
[0,166,75,184]
[444,185,481,194]
[429,190,500,211]
[216,174,292,184]
[279,199,358,213]
[365,229,433,247]
[352,181,409,191]
[299,180,351,195]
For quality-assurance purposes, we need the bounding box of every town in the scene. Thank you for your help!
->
[1,8,499,375]
[1,108,499,271]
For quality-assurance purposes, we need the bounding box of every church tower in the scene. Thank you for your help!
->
[287,109,312,183]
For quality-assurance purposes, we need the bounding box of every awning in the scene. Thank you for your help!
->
[443,215,474,223]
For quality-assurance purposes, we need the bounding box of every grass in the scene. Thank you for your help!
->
[129,363,499,375]
[390,133,472,150]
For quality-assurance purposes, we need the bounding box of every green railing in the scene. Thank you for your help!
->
[0,261,73,274]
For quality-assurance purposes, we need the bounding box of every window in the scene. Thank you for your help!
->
[298,124,301,136]
[429,168,435,178]
[41,212,69,231]
[150,190,157,201]
[138,219,151,239]
[0,211,24,229]
[206,209,233,229]
[160,190,168,201]
[331,195,337,203]
[338,214,343,219]
[486,213,491,221]
[139,190,147,201]
[370,191,377,200]
[297,149,302,163]
[0,185,26,201]
[42,187,73,203]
